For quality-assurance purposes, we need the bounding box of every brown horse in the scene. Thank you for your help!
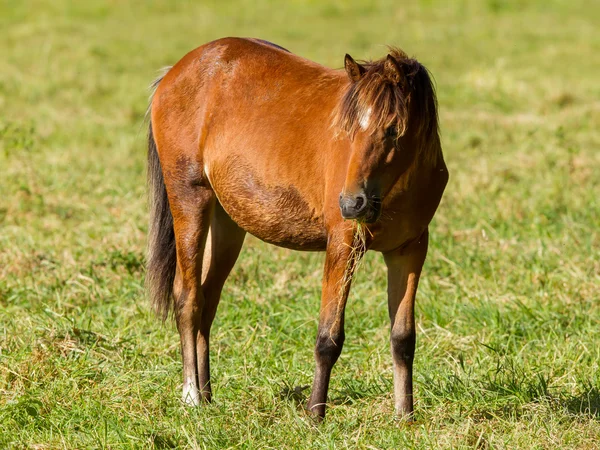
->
[146,37,448,420]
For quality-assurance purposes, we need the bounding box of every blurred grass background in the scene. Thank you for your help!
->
[1,0,599,448]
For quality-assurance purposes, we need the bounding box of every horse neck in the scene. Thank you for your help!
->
[395,129,444,192]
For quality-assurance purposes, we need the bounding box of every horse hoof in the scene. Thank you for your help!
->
[182,377,200,406]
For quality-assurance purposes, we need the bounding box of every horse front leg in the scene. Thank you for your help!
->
[307,227,365,419]
[383,229,429,420]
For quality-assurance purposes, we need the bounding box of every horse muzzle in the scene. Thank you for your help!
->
[339,191,381,223]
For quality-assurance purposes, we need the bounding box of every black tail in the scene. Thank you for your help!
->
[146,119,176,320]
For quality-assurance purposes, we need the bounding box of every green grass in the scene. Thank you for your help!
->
[1,0,599,448]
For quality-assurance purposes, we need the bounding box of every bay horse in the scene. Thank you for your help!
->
[146,37,448,420]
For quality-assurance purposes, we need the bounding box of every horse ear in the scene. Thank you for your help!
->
[383,55,402,83]
[344,54,366,82]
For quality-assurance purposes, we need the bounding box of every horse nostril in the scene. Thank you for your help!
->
[354,194,365,212]
[339,192,370,219]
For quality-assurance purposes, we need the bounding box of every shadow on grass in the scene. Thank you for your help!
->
[465,388,600,423]
[330,377,391,406]
[148,433,177,449]
[278,378,390,408]
[564,388,600,418]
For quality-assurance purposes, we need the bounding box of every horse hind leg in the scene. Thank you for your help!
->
[196,201,246,402]
[169,181,215,406]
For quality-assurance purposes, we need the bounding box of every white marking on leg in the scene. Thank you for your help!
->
[182,376,200,406]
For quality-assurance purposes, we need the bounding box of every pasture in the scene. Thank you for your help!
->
[1,0,599,448]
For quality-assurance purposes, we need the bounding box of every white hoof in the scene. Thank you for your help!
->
[182,377,200,406]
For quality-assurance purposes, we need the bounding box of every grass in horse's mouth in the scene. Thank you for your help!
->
[328,221,370,342]
[339,221,369,301]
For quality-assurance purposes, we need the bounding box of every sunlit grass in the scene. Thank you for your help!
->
[1,0,599,448]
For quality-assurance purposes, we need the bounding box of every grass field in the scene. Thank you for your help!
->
[1,0,599,448]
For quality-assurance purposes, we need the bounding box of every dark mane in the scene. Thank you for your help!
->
[333,48,439,145]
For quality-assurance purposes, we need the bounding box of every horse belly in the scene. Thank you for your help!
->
[208,163,327,251]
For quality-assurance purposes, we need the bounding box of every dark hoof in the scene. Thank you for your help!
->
[305,403,325,423]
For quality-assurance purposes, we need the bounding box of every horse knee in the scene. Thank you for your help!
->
[315,329,345,365]
[390,328,415,364]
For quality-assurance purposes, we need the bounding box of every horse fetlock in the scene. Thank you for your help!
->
[395,403,415,422]
[182,377,200,406]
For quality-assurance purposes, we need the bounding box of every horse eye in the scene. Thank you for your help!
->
[385,126,397,138]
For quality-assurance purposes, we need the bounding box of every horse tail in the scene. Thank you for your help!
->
[146,69,176,320]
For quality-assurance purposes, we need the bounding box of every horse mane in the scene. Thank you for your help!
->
[333,48,439,146]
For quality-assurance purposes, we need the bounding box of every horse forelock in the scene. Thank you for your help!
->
[332,48,439,146]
